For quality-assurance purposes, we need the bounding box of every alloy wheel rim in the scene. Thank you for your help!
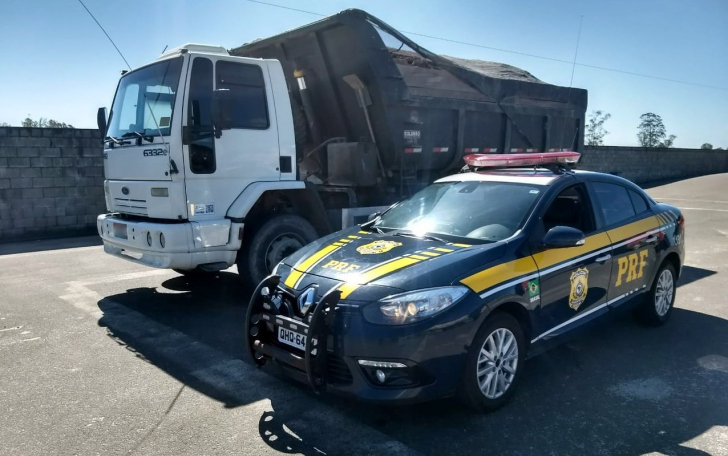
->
[477,327,518,399]
[655,269,674,317]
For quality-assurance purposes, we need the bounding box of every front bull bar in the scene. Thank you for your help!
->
[245,275,342,393]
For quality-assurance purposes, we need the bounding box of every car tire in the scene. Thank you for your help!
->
[238,214,318,289]
[634,262,677,326]
[459,311,526,412]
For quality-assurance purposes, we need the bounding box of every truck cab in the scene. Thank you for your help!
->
[98,44,308,280]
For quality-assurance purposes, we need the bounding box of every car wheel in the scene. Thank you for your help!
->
[634,262,676,326]
[460,312,526,412]
[238,214,318,288]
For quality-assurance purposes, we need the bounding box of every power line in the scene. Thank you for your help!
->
[76,0,131,70]
[245,0,728,92]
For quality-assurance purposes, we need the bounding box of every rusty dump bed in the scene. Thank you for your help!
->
[231,8,587,182]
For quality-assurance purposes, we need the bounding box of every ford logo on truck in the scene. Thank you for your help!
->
[143,148,167,157]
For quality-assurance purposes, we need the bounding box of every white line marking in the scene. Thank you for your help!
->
[0,326,22,332]
[78,269,171,286]
[653,198,728,204]
[0,246,100,261]
[677,207,728,213]
[20,337,41,342]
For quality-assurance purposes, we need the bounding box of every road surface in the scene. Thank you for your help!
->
[1,173,727,455]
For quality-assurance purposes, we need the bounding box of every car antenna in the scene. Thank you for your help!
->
[77,0,169,151]
[557,15,584,151]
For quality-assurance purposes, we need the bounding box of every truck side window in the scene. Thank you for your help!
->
[188,57,216,174]
[216,61,269,129]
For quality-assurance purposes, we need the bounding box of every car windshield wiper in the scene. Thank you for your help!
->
[103,135,130,145]
[121,131,155,143]
[388,230,449,244]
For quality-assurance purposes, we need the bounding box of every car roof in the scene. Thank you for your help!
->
[436,168,569,186]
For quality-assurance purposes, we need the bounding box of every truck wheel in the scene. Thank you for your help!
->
[459,312,526,412]
[238,214,318,288]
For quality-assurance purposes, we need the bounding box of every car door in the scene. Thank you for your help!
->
[182,55,280,220]
[530,184,614,343]
[589,181,661,309]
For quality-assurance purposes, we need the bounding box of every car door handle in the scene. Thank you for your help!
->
[645,235,658,244]
[595,254,612,263]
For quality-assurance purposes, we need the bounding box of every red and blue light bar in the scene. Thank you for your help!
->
[464,151,580,168]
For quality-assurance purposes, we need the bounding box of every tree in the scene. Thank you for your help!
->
[586,110,611,146]
[660,134,676,148]
[701,143,713,149]
[21,115,73,128]
[637,113,676,148]
[0,122,9,127]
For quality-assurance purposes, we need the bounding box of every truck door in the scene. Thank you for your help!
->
[589,181,660,308]
[182,55,280,219]
[531,184,613,341]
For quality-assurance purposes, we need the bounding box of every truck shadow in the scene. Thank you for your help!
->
[97,265,725,456]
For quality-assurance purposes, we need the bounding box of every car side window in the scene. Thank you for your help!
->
[592,182,637,226]
[629,189,649,214]
[542,185,595,234]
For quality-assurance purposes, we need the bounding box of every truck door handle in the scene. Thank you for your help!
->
[595,254,611,263]
[645,235,658,244]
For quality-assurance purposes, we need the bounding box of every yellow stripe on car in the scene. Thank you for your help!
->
[607,216,660,243]
[461,256,538,294]
[339,257,421,299]
[433,247,454,253]
[284,243,341,288]
[460,216,661,295]
[420,251,439,257]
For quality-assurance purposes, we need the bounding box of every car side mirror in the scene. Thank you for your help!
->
[212,89,233,134]
[97,107,108,135]
[543,226,586,248]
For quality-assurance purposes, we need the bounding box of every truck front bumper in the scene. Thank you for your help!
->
[97,214,242,270]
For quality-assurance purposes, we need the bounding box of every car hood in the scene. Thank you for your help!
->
[279,227,507,301]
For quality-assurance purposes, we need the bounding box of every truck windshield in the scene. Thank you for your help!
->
[372,181,543,242]
[107,57,183,139]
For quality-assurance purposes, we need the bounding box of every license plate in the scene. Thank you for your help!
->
[113,222,128,239]
[278,327,306,350]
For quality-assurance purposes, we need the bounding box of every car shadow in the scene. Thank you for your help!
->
[97,267,725,456]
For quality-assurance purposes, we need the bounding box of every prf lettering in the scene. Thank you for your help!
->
[321,260,361,273]
[615,250,649,286]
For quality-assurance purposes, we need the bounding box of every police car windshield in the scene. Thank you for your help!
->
[373,181,542,242]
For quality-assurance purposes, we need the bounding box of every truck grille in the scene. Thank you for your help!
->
[326,354,353,385]
[114,198,148,216]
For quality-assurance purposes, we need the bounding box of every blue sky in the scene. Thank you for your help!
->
[1,0,726,148]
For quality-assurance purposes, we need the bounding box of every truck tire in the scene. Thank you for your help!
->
[238,214,318,288]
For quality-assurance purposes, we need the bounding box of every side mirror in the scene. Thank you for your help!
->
[212,89,233,134]
[367,212,381,222]
[543,226,586,248]
[97,107,108,135]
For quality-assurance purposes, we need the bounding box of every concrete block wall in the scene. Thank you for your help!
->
[0,127,105,241]
[580,146,728,185]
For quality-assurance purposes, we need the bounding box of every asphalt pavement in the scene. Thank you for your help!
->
[1,173,727,456]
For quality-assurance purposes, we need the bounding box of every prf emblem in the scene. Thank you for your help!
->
[569,267,589,311]
[615,250,649,286]
[356,240,402,255]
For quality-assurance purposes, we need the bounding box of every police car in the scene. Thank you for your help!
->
[245,152,685,411]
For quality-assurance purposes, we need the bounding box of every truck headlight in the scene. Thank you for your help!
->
[363,286,469,325]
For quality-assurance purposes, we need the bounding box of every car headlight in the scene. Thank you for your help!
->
[364,286,469,325]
